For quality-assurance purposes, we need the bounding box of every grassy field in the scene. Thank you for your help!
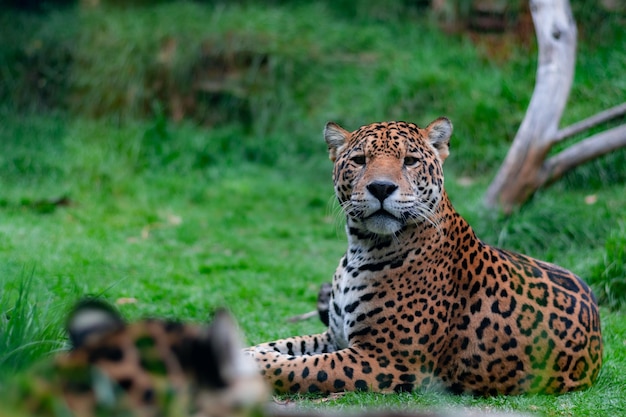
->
[1,1,625,416]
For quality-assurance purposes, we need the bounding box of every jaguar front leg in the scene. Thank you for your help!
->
[246,331,336,356]
[247,343,425,394]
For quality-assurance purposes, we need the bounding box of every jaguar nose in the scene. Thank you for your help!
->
[366,181,398,202]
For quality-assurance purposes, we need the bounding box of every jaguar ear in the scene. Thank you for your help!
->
[193,308,258,389]
[324,122,350,162]
[192,309,269,413]
[206,309,247,385]
[66,298,125,349]
[426,117,453,163]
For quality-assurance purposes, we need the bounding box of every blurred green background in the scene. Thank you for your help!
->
[0,0,625,415]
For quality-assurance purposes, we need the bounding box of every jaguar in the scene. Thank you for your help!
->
[246,118,603,395]
[9,299,268,417]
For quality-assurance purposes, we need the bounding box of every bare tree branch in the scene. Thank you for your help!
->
[541,124,626,185]
[484,1,626,213]
[553,102,626,143]
[484,0,577,212]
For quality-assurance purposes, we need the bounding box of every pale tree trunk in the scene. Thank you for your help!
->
[484,0,626,213]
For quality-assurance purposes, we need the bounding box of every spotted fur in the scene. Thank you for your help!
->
[247,119,603,395]
[12,299,267,417]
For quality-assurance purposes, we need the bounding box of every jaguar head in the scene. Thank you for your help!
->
[324,118,452,236]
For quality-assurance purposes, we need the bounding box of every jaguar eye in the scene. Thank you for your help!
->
[404,156,419,167]
[351,155,366,165]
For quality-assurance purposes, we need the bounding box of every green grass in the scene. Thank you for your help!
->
[1,1,625,416]
[0,272,66,376]
[0,110,342,338]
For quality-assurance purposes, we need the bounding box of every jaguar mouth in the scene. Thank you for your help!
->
[364,209,400,221]
[362,210,404,235]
